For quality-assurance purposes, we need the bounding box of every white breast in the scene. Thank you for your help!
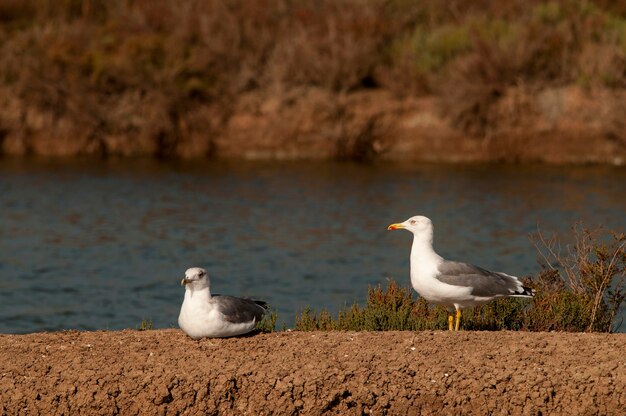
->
[409,242,473,308]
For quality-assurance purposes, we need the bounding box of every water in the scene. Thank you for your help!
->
[1,159,624,333]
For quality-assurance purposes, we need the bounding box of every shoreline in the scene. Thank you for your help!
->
[2,87,625,165]
[1,329,624,414]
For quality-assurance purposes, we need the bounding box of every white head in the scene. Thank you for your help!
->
[180,267,210,291]
[387,215,434,243]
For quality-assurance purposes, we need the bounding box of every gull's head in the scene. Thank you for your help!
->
[180,267,209,290]
[387,215,433,237]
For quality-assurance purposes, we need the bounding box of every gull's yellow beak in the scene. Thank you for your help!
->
[181,278,189,286]
[387,223,405,230]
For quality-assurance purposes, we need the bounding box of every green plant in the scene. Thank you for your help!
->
[137,318,153,331]
[295,280,533,332]
[256,307,278,333]
[412,24,471,73]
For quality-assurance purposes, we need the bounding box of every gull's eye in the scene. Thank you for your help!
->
[410,220,416,225]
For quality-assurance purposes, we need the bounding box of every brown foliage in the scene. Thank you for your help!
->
[0,0,624,156]
[531,224,626,332]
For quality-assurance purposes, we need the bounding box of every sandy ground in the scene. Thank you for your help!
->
[0,329,624,415]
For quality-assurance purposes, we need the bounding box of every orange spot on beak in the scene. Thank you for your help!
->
[387,223,404,230]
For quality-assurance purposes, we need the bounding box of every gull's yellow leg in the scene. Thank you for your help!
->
[448,313,454,331]
[455,309,462,331]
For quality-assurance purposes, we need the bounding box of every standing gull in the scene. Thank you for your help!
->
[178,267,268,339]
[387,216,534,331]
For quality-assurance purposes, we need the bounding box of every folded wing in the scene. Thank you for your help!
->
[213,295,267,324]
[435,261,531,297]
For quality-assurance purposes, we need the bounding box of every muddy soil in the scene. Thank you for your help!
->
[0,330,624,415]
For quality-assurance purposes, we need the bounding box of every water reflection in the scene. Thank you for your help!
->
[0,160,624,333]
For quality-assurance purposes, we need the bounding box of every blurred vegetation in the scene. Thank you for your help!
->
[137,318,153,331]
[0,0,624,156]
[295,225,625,332]
[256,306,278,333]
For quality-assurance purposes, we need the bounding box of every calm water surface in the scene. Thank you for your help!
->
[1,160,624,333]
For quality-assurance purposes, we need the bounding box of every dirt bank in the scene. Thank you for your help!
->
[2,86,625,164]
[217,86,626,164]
[1,330,623,415]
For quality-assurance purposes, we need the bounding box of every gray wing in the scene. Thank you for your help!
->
[435,261,522,297]
[212,295,267,324]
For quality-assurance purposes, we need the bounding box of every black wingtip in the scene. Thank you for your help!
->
[254,300,269,309]
[521,286,536,297]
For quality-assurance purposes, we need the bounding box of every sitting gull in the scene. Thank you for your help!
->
[178,267,268,339]
[387,215,534,331]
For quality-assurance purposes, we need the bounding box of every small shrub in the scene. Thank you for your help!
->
[295,306,334,331]
[522,269,598,331]
[137,318,153,331]
[531,223,626,332]
[413,24,472,73]
[294,280,531,332]
[256,307,278,333]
